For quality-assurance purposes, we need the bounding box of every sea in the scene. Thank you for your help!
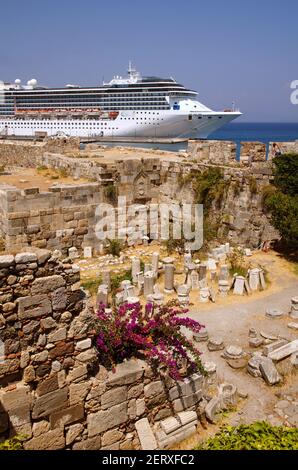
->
[98,122,298,158]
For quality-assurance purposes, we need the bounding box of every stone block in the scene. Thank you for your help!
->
[4,401,31,429]
[50,403,84,428]
[75,338,92,351]
[136,398,146,417]
[0,255,14,268]
[31,350,45,366]
[101,386,127,409]
[102,429,124,447]
[66,423,84,446]
[17,294,52,320]
[69,381,91,405]
[168,386,179,401]
[27,224,40,234]
[35,249,51,265]
[173,398,184,413]
[36,374,59,396]
[40,317,57,330]
[32,387,69,418]
[48,327,67,343]
[0,386,31,411]
[128,399,137,419]
[177,410,197,426]
[120,438,134,450]
[76,348,97,363]
[260,358,281,385]
[49,341,74,360]
[177,374,203,396]
[107,359,146,386]
[135,418,157,450]
[128,383,144,399]
[32,420,50,437]
[157,424,196,449]
[144,380,164,398]
[160,416,180,434]
[23,365,35,383]
[67,365,88,383]
[268,340,298,361]
[181,390,202,408]
[24,428,65,450]
[31,275,66,294]
[218,383,238,408]
[15,252,37,264]
[87,402,128,437]
[205,396,222,423]
[72,436,101,450]
[51,287,67,311]
[86,381,106,401]
[263,339,288,356]
[83,247,93,258]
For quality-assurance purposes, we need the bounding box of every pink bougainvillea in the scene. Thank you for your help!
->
[96,300,204,380]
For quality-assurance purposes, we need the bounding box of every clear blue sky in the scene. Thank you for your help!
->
[1,0,297,122]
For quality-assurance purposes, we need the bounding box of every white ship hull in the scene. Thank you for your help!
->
[0,110,240,139]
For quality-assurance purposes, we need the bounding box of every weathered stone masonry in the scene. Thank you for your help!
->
[1,138,296,252]
[0,183,103,252]
[0,250,206,450]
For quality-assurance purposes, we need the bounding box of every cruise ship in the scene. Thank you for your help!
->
[0,64,241,139]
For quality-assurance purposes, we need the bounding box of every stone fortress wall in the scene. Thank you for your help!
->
[0,183,103,253]
[0,250,207,450]
[0,138,297,253]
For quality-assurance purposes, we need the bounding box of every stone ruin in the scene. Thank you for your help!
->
[96,245,268,311]
[0,138,286,255]
[0,249,241,450]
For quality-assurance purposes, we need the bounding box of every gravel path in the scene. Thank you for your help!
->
[186,258,298,428]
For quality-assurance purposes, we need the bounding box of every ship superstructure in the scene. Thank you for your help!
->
[0,64,241,138]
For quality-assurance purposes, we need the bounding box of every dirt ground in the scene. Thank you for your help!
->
[0,167,90,191]
[80,144,185,163]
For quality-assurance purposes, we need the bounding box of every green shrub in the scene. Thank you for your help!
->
[196,421,298,450]
[248,176,258,194]
[37,165,48,173]
[233,179,242,196]
[173,168,229,246]
[228,247,247,277]
[0,237,5,252]
[192,167,227,209]
[110,269,132,294]
[106,239,123,257]
[58,168,68,178]
[262,184,276,204]
[80,277,102,296]
[163,236,186,254]
[104,184,117,204]
[273,153,298,196]
[264,191,298,250]
[81,269,132,296]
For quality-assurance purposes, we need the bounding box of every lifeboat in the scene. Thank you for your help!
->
[108,111,119,120]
